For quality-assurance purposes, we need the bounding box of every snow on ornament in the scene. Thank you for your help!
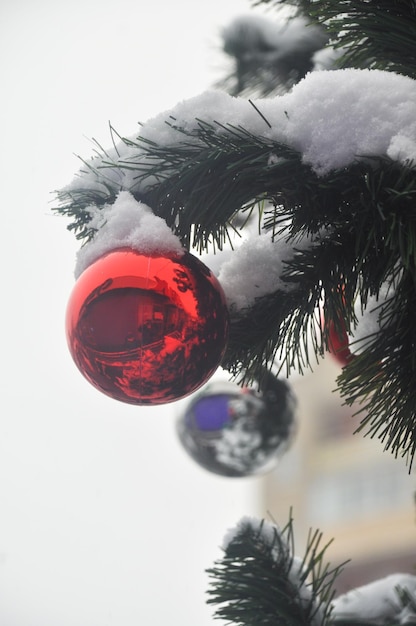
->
[65,194,229,405]
[176,371,296,477]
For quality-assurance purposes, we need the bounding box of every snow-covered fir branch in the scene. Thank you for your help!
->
[59,68,415,218]
[208,515,343,626]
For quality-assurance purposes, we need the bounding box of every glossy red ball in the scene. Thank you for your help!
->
[66,249,229,405]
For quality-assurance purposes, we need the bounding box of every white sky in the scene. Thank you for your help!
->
[0,1,270,624]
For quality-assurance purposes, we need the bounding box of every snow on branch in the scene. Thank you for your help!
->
[217,231,325,312]
[207,515,344,626]
[138,68,416,176]
[331,573,416,625]
[60,68,416,215]
[208,516,416,626]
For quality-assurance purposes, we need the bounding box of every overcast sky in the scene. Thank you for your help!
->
[0,1,271,624]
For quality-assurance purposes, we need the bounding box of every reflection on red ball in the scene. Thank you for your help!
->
[66,249,229,405]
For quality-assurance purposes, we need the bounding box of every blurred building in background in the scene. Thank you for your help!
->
[261,356,416,594]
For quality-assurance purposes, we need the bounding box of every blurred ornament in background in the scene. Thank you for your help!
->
[176,370,296,477]
[66,248,229,405]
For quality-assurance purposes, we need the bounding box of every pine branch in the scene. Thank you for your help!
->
[53,136,145,243]
[54,119,331,250]
[331,573,416,624]
[132,120,330,252]
[120,121,386,253]
[257,0,416,78]
[54,183,119,242]
[206,515,345,626]
[338,273,416,468]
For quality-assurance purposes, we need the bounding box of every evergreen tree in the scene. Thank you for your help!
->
[55,0,416,623]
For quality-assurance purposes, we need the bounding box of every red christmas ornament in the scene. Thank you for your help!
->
[66,249,229,405]
[328,318,354,366]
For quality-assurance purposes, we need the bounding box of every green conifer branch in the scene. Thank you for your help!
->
[338,272,416,468]
[257,0,416,78]
[206,515,345,626]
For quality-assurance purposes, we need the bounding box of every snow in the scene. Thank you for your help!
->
[140,69,416,176]
[216,230,325,311]
[217,233,296,311]
[75,191,184,277]
[331,573,416,624]
[281,69,416,174]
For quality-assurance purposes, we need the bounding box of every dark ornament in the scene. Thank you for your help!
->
[177,370,296,477]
